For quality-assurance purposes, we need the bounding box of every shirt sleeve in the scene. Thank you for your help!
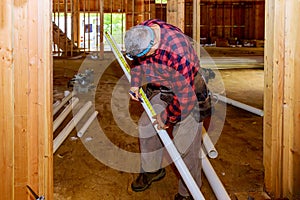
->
[130,65,144,87]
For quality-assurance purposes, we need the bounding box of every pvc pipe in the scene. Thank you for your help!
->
[64,90,70,97]
[201,149,231,200]
[53,100,61,109]
[53,97,79,132]
[77,111,98,138]
[53,91,76,116]
[202,128,218,159]
[215,94,264,116]
[104,32,205,200]
[53,101,92,153]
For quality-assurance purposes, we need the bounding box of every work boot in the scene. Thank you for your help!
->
[131,168,166,192]
[174,193,194,200]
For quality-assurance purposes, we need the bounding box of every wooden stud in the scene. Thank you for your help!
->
[264,0,285,197]
[64,0,68,54]
[167,0,185,31]
[71,0,74,56]
[38,1,53,197]
[13,0,30,197]
[0,1,14,199]
[282,1,300,199]
[58,0,61,54]
[193,0,201,54]
[0,1,52,199]
[88,0,91,51]
[264,0,300,198]
[100,0,104,58]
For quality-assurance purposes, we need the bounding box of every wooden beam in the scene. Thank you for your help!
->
[282,1,300,199]
[0,1,52,199]
[264,0,284,197]
[37,1,53,198]
[136,0,145,24]
[263,0,274,194]
[167,0,185,31]
[100,0,104,57]
[264,0,300,199]
[0,0,14,199]
[14,0,30,197]
[193,0,201,54]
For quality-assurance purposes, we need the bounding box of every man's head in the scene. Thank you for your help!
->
[124,25,155,60]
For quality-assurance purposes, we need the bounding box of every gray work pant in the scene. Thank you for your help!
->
[138,94,202,196]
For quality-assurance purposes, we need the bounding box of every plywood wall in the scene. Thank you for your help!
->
[0,1,53,199]
[264,0,300,199]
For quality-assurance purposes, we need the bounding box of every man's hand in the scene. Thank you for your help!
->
[153,114,169,130]
[129,87,140,101]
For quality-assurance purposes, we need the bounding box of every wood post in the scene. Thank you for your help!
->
[0,2,14,199]
[99,0,104,57]
[0,1,52,199]
[282,1,300,198]
[193,0,201,54]
[264,0,300,199]
[167,0,185,31]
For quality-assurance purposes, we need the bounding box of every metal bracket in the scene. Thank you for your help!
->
[26,185,45,200]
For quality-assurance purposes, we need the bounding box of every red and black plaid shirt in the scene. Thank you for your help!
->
[130,19,201,125]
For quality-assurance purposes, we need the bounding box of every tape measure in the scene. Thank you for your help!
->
[104,31,156,116]
[139,88,156,116]
[104,32,131,75]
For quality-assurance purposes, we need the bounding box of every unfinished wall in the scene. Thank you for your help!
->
[185,0,265,43]
[52,0,265,52]
[0,1,53,199]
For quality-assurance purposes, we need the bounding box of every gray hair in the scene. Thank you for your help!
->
[124,25,154,57]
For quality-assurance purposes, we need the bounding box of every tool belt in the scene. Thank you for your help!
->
[194,72,214,122]
[144,71,214,122]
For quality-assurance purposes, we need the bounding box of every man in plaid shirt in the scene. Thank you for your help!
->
[125,19,202,200]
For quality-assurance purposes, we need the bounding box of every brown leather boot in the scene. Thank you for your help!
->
[131,168,166,192]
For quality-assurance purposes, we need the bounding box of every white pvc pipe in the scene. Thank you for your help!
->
[105,32,204,200]
[53,97,79,132]
[53,101,92,153]
[64,90,70,97]
[202,129,218,159]
[53,100,61,109]
[215,94,264,116]
[77,111,98,138]
[201,149,231,200]
[53,91,76,116]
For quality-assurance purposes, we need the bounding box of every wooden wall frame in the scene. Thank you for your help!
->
[264,0,300,199]
[0,1,53,199]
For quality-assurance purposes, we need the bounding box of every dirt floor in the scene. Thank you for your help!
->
[53,47,268,200]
